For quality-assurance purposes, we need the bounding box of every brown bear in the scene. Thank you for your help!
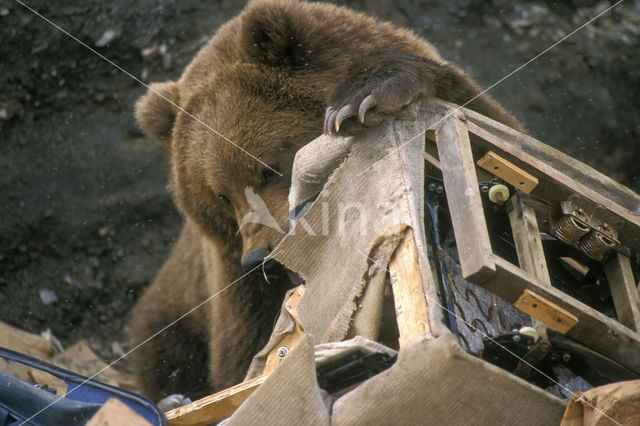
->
[128,0,523,401]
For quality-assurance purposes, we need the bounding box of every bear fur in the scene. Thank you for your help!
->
[128,0,523,401]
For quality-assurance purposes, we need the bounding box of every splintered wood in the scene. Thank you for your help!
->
[166,375,267,426]
[388,227,433,346]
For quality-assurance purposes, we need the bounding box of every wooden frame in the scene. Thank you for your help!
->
[428,101,640,375]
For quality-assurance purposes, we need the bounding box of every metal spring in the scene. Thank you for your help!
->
[552,215,590,245]
[578,231,616,261]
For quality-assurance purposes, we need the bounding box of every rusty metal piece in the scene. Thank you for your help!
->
[552,214,589,245]
[551,200,620,261]
[578,231,617,261]
[559,201,618,241]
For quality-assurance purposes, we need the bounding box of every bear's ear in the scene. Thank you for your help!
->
[240,0,310,67]
[135,81,180,145]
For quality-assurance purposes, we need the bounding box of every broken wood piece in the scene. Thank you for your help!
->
[87,398,151,426]
[28,369,67,396]
[52,341,138,391]
[0,321,53,382]
[514,289,578,334]
[436,110,495,280]
[0,321,52,361]
[478,151,538,193]
[388,227,433,346]
[263,285,306,375]
[603,252,640,331]
[165,375,267,426]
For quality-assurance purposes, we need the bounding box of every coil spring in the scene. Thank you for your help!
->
[553,215,589,245]
[578,231,616,261]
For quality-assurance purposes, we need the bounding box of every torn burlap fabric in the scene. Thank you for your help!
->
[235,333,565,425]
[237,104,564,424]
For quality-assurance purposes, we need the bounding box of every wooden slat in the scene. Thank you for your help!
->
[514,290,578,334]
[478,151,538,193]
[435,110,495,280]
[478,255,640,374]
[604,252,640,331]
[388,227,434,346]
[508,194,553,340]
[166,375,267,426]
[508,195,552,286]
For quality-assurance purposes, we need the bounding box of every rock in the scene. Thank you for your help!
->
[95,29,120,47]
[141,45,159,61]
[39,289,58,305]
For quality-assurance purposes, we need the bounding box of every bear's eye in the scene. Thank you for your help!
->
[262,167,279,185]
[218,194,232,207]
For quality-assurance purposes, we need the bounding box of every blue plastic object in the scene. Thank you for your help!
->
[0,347,166,425]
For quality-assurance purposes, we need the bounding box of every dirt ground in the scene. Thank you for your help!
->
[1,0,639,373]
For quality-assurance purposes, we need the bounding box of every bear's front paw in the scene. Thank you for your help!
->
[324,94,384,136]
[324,52,440,136]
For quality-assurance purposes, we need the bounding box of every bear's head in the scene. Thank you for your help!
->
[136,62,324,271]
[134,0,367,271]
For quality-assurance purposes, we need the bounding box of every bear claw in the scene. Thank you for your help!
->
[335,104,356,132]
[324,107,338,134]
[358,94,377,124]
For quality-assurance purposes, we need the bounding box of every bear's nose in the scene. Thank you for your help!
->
[241,247,274,272]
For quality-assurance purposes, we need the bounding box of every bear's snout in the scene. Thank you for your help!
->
[241,246,274,271]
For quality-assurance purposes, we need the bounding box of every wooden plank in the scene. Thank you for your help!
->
[424,152,441,170]
[514,290,578,334]
[435,110,495,280]
[465,120,640,253]
[166,375,267,426]
[478,151,538,193]
[508,195,552,286]
[508,194,552,341]
[388,227,434,346]
[604,252,640,331]
[478,255,640,374]
[87,398,151,426]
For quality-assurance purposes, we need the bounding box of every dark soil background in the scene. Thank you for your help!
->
[1,0,639,370]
